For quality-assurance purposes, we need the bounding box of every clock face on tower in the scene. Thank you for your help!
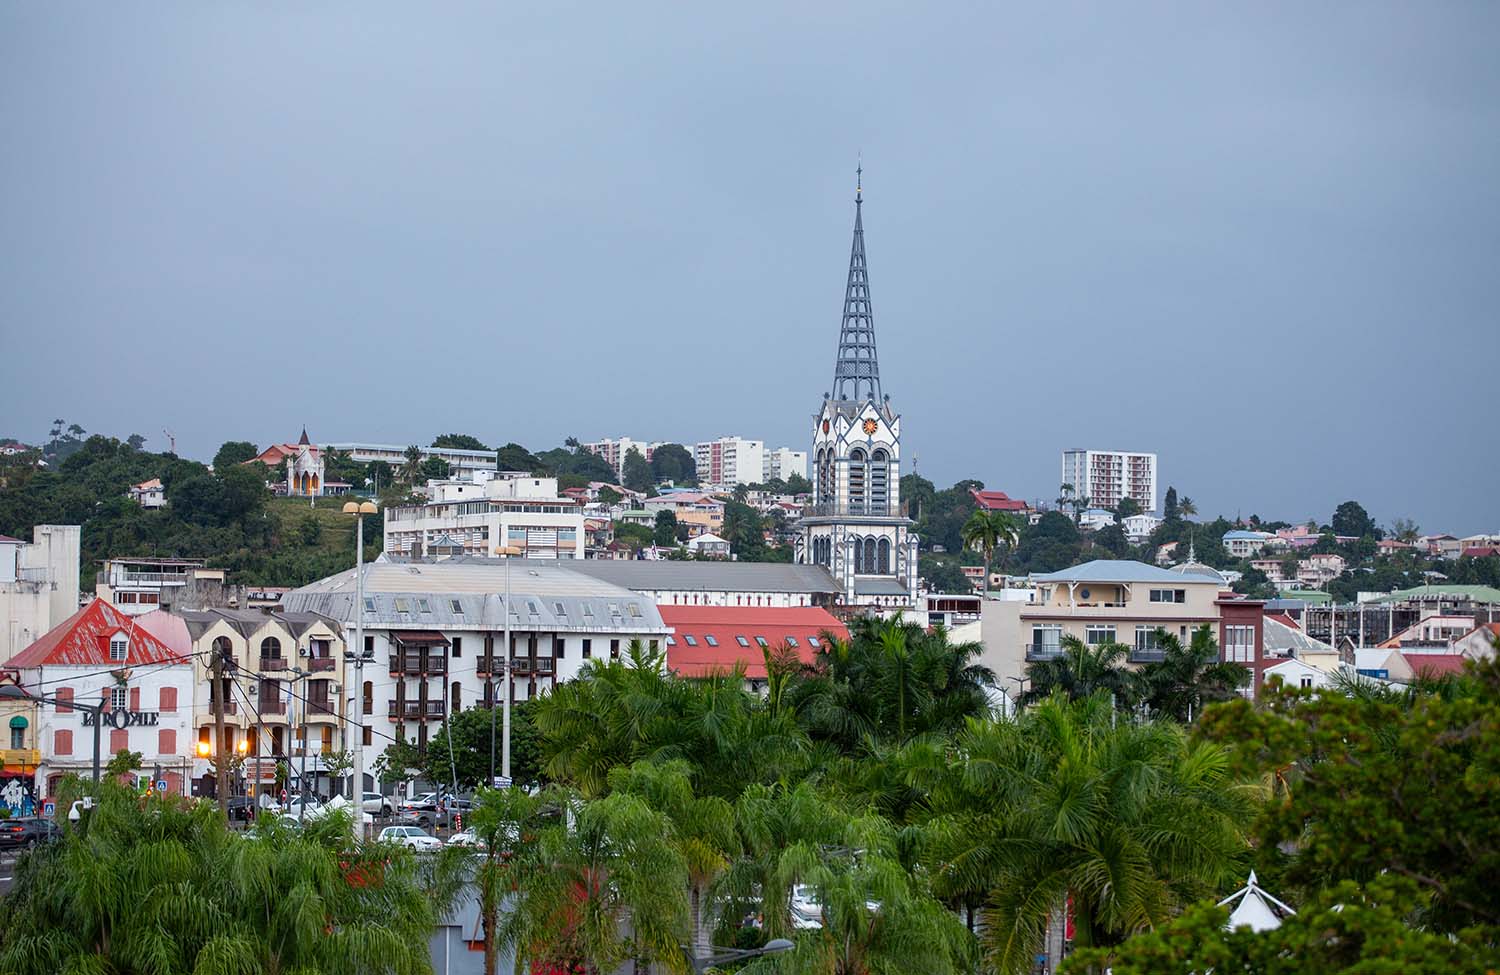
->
[862,418,878,436]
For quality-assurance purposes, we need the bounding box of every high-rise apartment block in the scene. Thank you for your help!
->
[762,447,809,484]
[694,437,765,490]
[1061,449,1158,513]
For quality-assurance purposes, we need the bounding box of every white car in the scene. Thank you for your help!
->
[362,792,394,816]
[446,827,487,850]
[378,825,443,852]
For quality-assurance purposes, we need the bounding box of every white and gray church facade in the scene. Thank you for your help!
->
[795,176,919,611]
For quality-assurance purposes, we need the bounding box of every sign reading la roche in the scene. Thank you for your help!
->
[82,710,160,729]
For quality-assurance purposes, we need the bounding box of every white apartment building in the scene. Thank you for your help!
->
[383,474,586,560]
[762,447,808,484]
[1061,449,1158,513]
[0,525,80,664]
[282,560,670,765]
[695,437,766,490]
[1222,530,1283,559]
[581,438,660,478]
[1122,512,1164,544]
[322,442,498,478]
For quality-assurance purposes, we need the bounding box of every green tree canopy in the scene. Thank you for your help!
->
[431,433,490,451]
[496,442,538,472]
[649,443,696,485]
[1331,499,1379,538]
[212,440,259,470]
[621,448,653,493]
[0,783,440,975]
[653,509,679,547]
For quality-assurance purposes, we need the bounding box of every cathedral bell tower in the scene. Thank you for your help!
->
[796,170,918,610]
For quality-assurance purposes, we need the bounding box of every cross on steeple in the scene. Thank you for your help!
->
[830,163,881,403]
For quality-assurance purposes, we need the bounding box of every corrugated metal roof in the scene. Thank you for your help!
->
[1264,617,1334,657]
[560,559,841,594]
[6,600,189,669]
[283,560,670,634]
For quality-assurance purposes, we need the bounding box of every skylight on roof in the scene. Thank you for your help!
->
[684,635,698,646]
[704,635,718,647]
[755,636,768,647]
[736,636,750,647]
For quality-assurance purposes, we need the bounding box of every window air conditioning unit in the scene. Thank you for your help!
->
[330,684,341,696]
[298,647,310,657]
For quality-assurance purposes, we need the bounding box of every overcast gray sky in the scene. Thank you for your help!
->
[2,3,1496,533]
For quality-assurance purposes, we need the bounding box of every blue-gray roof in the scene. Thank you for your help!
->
[1031,560,1221,585]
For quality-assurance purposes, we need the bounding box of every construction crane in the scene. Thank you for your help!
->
[162,429,176,455]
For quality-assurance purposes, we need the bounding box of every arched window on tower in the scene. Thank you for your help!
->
[878,537,892,575]
[870,449,889,516]
[852,536,864,573]
[848,449,867,515]
[816,448,830,504]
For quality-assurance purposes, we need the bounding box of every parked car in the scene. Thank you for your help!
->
[377,825,443,852]
[0,817,62,850]
[362,792,394,817]
[398,798,474,830]
[284,797,323,819]
[446,827,486,849]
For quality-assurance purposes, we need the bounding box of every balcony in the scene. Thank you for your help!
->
[387,701,447,721]
[1129,647,1167,663]
[388,654,446,676]
[259,656,288,671]
[308,656,337,673]
[307,700,337,716]
[1025,642,1063,661]
[257,700,286,716]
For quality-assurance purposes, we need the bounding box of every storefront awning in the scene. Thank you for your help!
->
[8,715,27,729]
[392,631,451,646]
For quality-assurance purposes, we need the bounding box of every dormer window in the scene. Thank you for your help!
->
[109,636,128,662]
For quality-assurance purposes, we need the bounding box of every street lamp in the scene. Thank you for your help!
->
[681,938,794,973]
[0,683,107,783]
[1007,675,1030,717]
[343,499,378,829]
[491,544,523,788]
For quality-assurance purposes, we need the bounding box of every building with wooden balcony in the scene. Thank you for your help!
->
[283,559,670,762]
[165,608,349,797]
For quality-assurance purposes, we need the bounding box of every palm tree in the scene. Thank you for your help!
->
[400,444,423,485]
[924,694,1257,974]
[521,789,691,973]
[1178,496,1198,518]
[1022,635,1136,708]
[609,761,736,960]
[787,617,995,750]
[466,785,558,975]
[1136,625,1250,722]
[0,783,439,975]
[961,510,1022,596]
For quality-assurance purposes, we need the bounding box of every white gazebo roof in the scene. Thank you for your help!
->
[1218,871,1295,932]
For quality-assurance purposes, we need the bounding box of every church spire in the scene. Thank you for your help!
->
[830,164,882,403]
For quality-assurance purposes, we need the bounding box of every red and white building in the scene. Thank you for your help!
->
[969,489,1030,516]
[246,428,325,497]
[5,600,196,800]
[659,606,847,687]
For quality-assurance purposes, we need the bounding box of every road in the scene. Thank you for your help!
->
[0,850,19,897]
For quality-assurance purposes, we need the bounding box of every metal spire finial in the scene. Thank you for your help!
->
[856,155,862,201]
[829,170,882,403]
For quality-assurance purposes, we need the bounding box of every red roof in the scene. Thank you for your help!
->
[658,606,848,678]
[6,600,190,669]
[969,489,1028,512]
[1401,654,1469,679]
[1265,613,1302,630]
[0,535,22,544]
[1461,546,1500,558]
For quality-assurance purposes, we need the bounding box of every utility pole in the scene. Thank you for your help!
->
[211,644,229,821]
